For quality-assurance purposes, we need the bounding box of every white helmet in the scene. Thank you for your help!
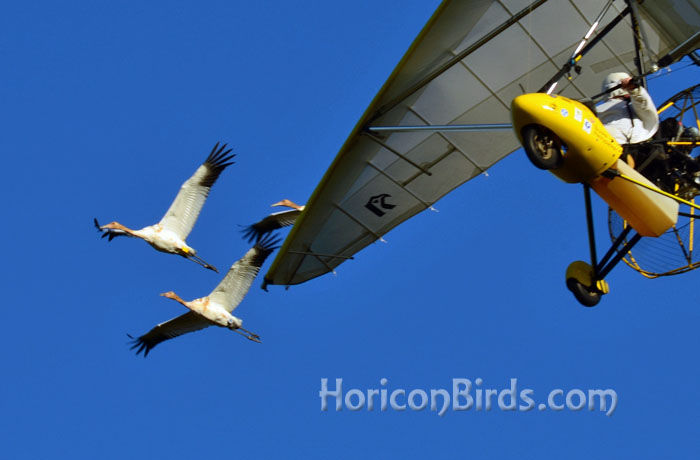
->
[602,72,631,98]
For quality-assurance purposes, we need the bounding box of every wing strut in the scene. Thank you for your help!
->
[626,0,649,87]
[540,4,631,94]
[657,31,700,68]
[570,0,616,60]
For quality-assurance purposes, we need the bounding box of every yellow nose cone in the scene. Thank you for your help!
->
[511,92,622,183]
[510,93,558,143]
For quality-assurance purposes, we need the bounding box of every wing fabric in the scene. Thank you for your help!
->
[130,311,212,357]
[242,209,302,243]
[159,143,235,240]
[209,234,280,312]
[265,0,700,287]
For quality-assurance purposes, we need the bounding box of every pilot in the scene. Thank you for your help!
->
[597,72,659,146]
[597,71,667,187]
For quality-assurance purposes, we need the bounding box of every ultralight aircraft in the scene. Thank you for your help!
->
[259,0,700,306]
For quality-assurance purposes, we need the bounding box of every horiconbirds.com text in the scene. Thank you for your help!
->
[320,378,617,416]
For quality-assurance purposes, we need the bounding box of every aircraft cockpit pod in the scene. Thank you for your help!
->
[511,93,623,184]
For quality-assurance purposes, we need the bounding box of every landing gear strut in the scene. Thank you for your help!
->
[567,183,642,307]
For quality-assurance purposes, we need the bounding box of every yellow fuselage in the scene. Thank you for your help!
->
[511,93,678,237]
[511,93,622,183]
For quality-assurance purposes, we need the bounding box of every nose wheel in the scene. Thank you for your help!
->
[522,124,564,170]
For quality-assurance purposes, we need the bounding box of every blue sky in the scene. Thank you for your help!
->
[2,1,700,458]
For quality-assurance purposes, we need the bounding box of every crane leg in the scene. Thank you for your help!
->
[239,327,261,341]
[186,254,219,273]
[232,328,262,343]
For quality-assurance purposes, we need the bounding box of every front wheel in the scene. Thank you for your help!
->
[566,277,601,307]
[522,125,564,170]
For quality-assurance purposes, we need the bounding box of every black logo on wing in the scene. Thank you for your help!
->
[365,193,396,217]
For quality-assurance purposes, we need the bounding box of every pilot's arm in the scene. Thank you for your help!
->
[622,78,659,135]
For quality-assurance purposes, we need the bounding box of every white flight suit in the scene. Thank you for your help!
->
[597,86,659,145]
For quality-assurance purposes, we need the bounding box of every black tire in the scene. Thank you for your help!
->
[566,278,601,307]
[523,125,564,170]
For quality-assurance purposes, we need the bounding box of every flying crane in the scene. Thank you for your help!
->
[129,234,280,357]
[95,143,235,272]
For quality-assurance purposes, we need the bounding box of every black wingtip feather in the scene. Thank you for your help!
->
[200,142,236,188]
[127,333,152,357]
[255,233,282,258]
[246,233,281,267]
[240,225,258,244]
[205,142,236,168]
[240,223,271,244]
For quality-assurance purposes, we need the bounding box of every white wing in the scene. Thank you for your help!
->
[130,312,213,357]
[159,143,235,240]
[209,234,280,312]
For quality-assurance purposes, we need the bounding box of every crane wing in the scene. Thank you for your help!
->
[159,143,235,240]
[129,311,212,357]
[264,0,700,287]
[209,234,280,312]
[242,209,302,243]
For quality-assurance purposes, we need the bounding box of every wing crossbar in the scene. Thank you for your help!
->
[371,0,549,122]
[287,250,355,261]
[366,161,434,209]
[333,203,385,241]
[364,132,433,176]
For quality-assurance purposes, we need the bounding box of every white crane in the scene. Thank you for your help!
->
[242,199,305,243]
[129,234,280,356]
[95,142,235,272]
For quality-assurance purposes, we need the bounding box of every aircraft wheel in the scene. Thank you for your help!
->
[566,277,601,307]
[565,261,606,307]
[522,125,563,170]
